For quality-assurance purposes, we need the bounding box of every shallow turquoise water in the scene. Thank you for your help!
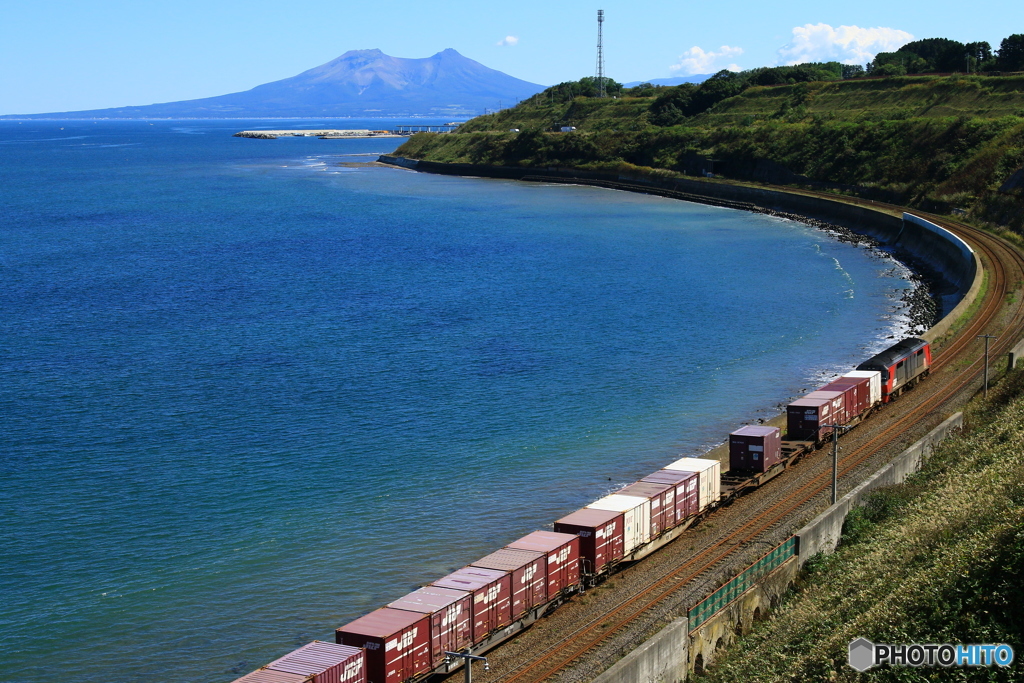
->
[0,120,913,682]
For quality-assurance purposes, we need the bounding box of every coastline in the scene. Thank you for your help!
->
[369,154,963,472]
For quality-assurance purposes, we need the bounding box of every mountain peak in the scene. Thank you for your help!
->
[3,48,545,118]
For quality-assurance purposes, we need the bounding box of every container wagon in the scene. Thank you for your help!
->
[233,339,932,683]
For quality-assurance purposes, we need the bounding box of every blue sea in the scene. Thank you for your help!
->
[0,119,915,682]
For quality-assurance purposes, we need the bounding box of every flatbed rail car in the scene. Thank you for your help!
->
[719,439,814,500]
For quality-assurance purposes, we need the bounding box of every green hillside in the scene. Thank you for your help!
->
[395,74,1024,231]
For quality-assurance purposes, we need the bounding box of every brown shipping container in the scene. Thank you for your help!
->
[806,390,847,426]
[335,608,431,683]
[231,670,307,683]
[386,586,472,668]
[729,425,782,473]
[471,548,547,619]
[787,397,832,441]
[641,469,699,523]
[432,566,512,641]
[553,507,624,574]
[819,380,860,419]
[506,531,580,597]
[266,641,366,683]
[822,376,870,419]
[617,481,674,536]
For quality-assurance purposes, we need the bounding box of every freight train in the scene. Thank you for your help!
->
[230,338,932,683]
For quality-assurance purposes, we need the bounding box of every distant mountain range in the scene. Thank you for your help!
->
[2,49,547,119]
[622,74,713,88]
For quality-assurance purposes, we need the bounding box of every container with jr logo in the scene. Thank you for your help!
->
[432,566,512,641]
[506,530,580,596]
[472,547,547,619]
[554,507,624,574]
[385,586,473,669]
[336,608,431,683]
[642,468,699,523]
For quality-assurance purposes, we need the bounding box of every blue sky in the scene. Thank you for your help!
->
[1,0,1018,114]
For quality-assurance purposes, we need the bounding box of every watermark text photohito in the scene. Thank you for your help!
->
[848,638,1015,671]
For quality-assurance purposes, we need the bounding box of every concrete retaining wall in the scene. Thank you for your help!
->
[591,618,690,683]
[687,557,799,675]
[900,214,981,341]
[795,412,963,564]
[1008,337,1024,370]
[901,213,975,291]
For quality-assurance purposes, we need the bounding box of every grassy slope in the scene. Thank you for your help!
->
[693,372,1024,682]
[395,75,1024,231]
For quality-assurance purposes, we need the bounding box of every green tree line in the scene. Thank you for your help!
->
[870,34,1024,75]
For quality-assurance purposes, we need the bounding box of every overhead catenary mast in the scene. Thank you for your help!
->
[596,9,606,97]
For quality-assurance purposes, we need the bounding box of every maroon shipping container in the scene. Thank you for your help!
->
[471,548,547,619]
[232,671,306,683]
[432,566,512,641]
[336,608,431,683]
[822,376,870,419]
[729,425,782,473]
[787,397,834,442]
[806,390,847,426]
[617,481,674,536]
[641,469,699,523]
[553,507,623,575]
[387,586,472,668]
[265,641,367,683]
[506,531,580,597]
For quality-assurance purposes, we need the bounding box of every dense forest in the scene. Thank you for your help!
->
[394,34,1024,232]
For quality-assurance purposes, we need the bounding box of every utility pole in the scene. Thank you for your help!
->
[596,10,606,98]
[978,334,997,397]
[445,651,489,683]
[822,424,851,504]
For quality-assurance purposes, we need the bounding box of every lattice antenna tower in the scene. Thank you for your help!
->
[596,9,606,97]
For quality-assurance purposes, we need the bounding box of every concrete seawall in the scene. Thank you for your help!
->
[379,156,980,325]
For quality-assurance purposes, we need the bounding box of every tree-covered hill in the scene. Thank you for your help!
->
[394,64,1024,232]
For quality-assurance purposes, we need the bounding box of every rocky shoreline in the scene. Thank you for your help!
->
[748,207,940,335]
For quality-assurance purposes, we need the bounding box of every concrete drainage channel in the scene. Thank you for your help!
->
[589,412,965,683]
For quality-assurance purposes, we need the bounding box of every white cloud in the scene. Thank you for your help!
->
[670,46,744,75]
[777,23,914,65]
[496,35,519,47]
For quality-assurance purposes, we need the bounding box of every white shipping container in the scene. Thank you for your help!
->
[844,370,882,405]
[587,494,651,554]
[663,457,722,511]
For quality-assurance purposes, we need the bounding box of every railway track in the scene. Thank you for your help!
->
[469,199,1024,683]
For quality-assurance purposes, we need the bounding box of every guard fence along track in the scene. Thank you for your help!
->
[479,204,1024,683]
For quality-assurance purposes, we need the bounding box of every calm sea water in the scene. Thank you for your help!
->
[0,119,914,682]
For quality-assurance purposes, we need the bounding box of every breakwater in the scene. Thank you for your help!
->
[235,129,401,139]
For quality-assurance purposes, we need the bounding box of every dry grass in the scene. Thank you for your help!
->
[695,371,1024,682]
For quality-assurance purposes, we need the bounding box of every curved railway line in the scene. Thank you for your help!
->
[464,199,1024,683]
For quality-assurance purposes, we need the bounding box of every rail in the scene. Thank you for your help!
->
[688,537,796,630]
